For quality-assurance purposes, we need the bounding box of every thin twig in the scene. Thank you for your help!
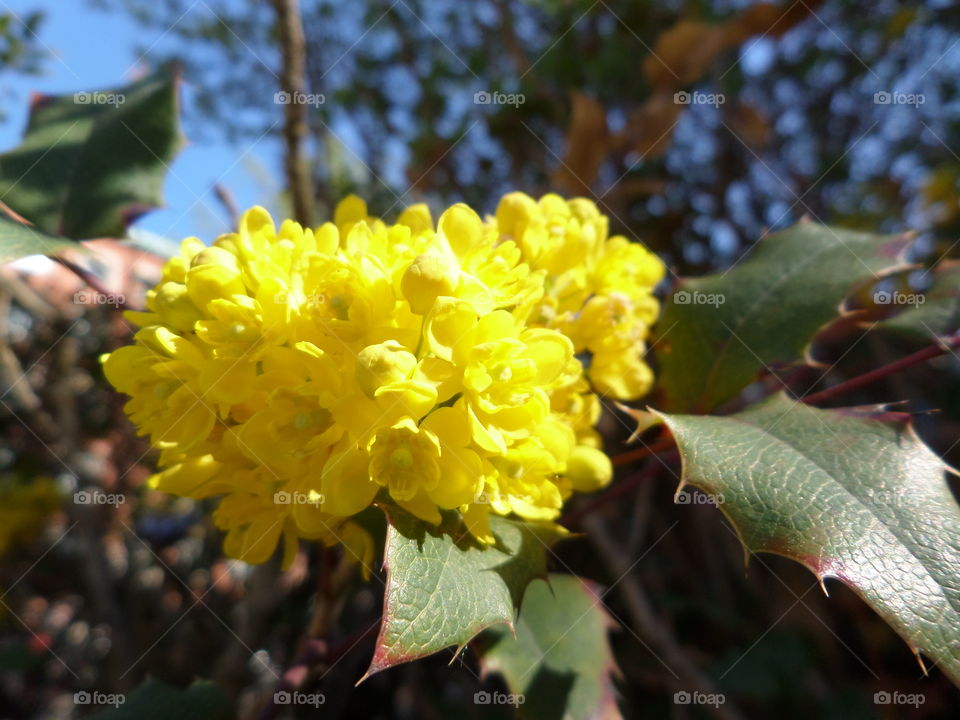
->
[213,183,240,229]
[562,450,678,529]
[800,332,960,405]
[255,549,359,720]
[272,0,313,226]
[610,433,676,467]
[52,256,131,310]
[583,515,747,720]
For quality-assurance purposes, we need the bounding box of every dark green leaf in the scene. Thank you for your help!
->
[0,212,74,262]
[362,507,566,680]
[655,222,910,412]
[89,679,231,720]
[480,574,621,720]
[0,67,183,240]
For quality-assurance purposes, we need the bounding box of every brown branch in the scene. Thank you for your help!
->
[562,450,678,529]
[0,201,125,309]
[255,622,376,720]
[213,183,240,229]
[255,548,359,720]
[800,332,960,405]
[0,288,60,437]
[52,256,131,310]
[0,266,58,321]
[582,515,747,720]
[610,433,676,467]
[272,0,313,226]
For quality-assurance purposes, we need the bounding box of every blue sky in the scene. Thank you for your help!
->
[2,0,282,245]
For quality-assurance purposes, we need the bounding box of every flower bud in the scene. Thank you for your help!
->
[401,253,459,314]
[356,341,418,399]
[153,282,203,332]
[565,444,613,492]
[185,247,246,308]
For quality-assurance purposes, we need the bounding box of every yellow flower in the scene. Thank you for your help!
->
[102,192,663,569]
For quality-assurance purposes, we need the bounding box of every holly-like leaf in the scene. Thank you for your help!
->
[479,574,621,720]
[0,67,183,241]
[90,679,231,720]
[655,222,911,412]
[878,261,960,342]
[0,212,74,262]
[362,507,566,680]
[656,392,960,686]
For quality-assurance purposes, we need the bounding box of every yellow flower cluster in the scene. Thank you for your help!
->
[102,193,663,568]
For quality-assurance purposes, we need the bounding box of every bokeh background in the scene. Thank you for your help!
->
[1,0,959,718]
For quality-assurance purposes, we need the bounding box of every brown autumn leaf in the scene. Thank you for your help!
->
[643,21,728,90]
[732,0,824,43]
[622,93,685,159]
[644,2,822,91]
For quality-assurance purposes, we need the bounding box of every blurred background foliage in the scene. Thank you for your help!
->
[96,0,960,273]
[0,1,959,718]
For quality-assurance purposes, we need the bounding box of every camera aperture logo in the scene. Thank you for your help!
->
[673,290,725,307]
[274,690,325,707]
[474,90,525,107]
[474,690,524,706]
[74,691,125,707]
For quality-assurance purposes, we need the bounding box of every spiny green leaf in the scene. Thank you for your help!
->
[655,222,911,412]
[362,507,566,680]
[90,679,231,720]
[480,574,621,720]
[0,67,183,241]
[657,392,960,686]
[0,212,74,263]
